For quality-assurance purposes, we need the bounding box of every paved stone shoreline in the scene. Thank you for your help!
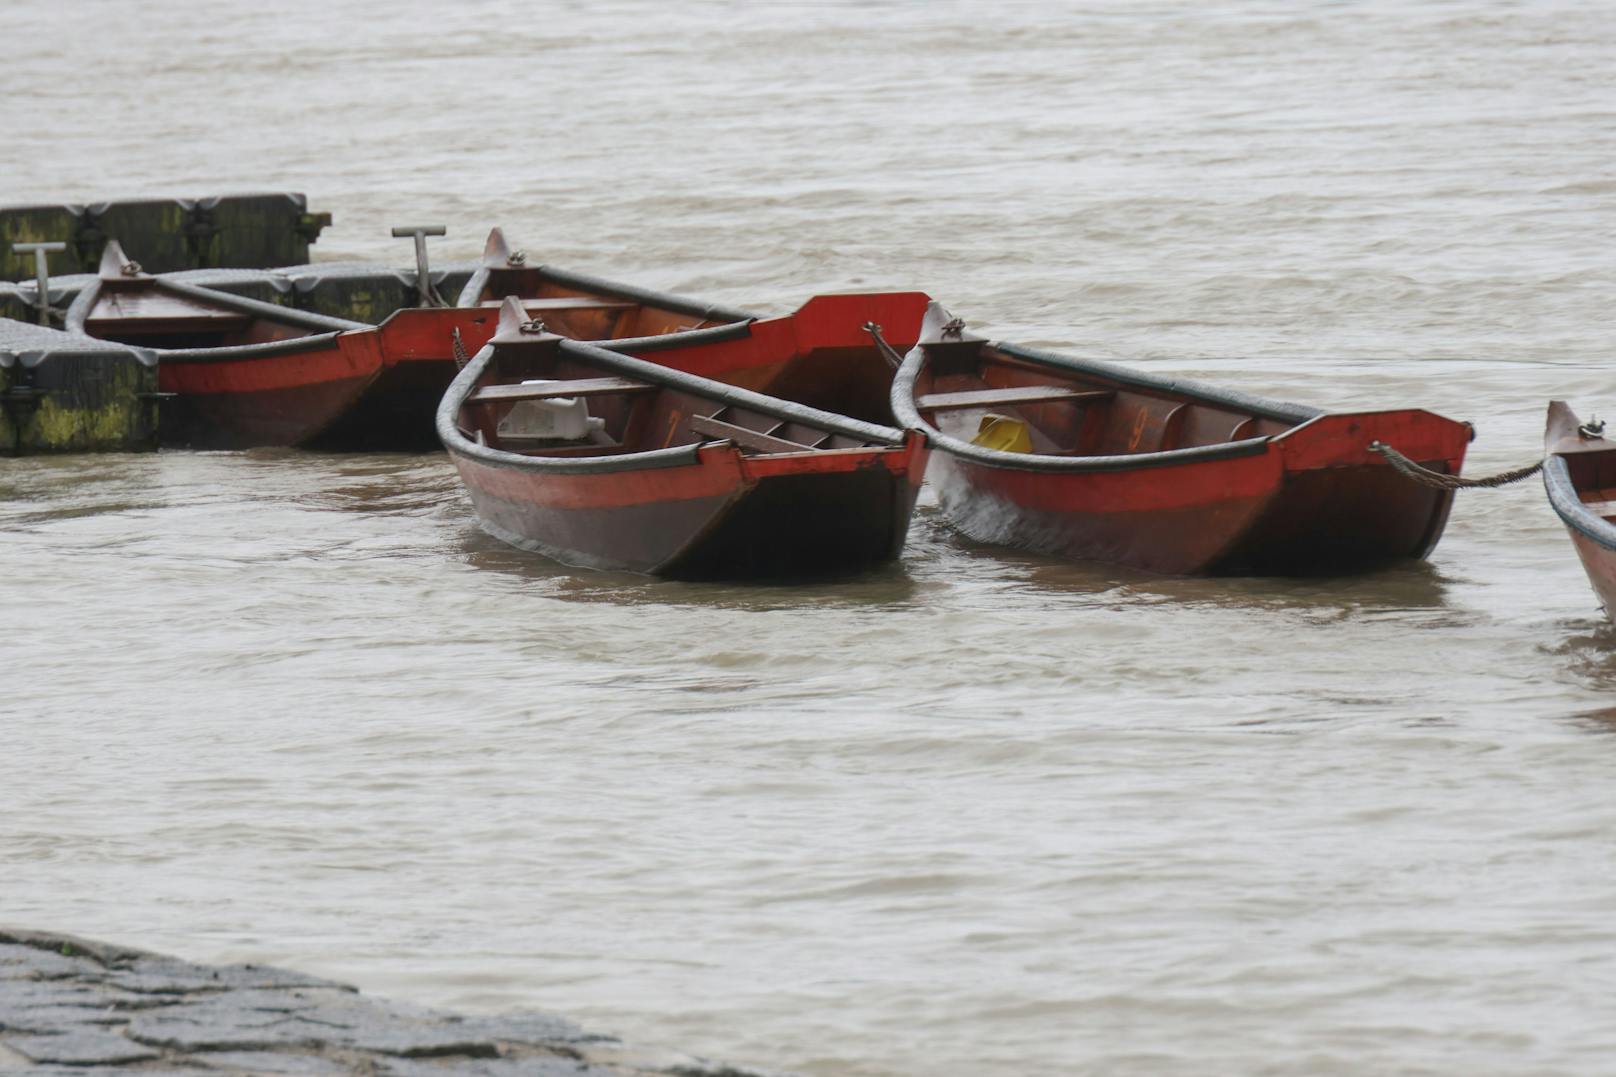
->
[0,929,772,1077]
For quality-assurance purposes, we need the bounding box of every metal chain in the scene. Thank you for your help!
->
[1370,440,1542,490]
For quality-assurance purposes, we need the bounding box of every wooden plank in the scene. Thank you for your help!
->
[690,413,817,454]
[916,385,1113,411]
[468,376,654,405]
[1581,498,1616,518]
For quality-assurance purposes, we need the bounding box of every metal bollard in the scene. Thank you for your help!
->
[12,241,67,326]
[391,225,447,307]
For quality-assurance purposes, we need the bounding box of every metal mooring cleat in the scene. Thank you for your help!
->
[12,241,67,325]
[391,225,447,307]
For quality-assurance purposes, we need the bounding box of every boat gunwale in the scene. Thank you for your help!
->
[455,263,757,327]
[153,330,349,363]
[437,342,706,477]
[593,321,755,354]
[65,275,367,347]
[990,341,1324,426]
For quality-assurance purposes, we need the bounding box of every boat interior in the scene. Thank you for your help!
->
[464,273,736,342]
[457,344,888,461]
[916,340,1299,457]
[68,243,353,351]
[729,341,901,431]
[1558,448,1616,520]
[462,227,743,342]
[79,282,326,350]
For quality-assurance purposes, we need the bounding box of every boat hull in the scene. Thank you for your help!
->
[303,357,458,451]
[309,307,507,450]
[928,449,1278,575]
[158,335,377,449]
[929,411,1465,576]
[159,307,509,450]
[1566,527,1616,620]
[449,438,926,579]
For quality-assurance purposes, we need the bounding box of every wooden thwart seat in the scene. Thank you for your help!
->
[1228,417,1258,441]
[691,414,818,455]
[1580,498,1616,518]
[917,385,1114,412]
[468,376,654,405]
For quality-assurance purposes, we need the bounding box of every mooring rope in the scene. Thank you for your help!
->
[451,328,470,371]
[1370,440,1542,490]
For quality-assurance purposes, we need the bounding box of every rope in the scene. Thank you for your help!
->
[450,328,470,370]
[1370,440,1542,490]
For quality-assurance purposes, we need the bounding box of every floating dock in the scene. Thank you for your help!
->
[0,320,158,455]
[0,193,330,282]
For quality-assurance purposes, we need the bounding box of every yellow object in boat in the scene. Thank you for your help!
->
[971,414,1033,453]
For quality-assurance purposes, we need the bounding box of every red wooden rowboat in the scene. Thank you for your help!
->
[1544,401,1616,620]
[66,241,373,448]
[886,302,1473,575]
[438,298,928,577]
[67,238,756,450]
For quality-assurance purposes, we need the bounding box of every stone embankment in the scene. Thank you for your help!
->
[0,929,769,1077]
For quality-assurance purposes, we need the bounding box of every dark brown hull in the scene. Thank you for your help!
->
[664,465,921,579]
[450,442,924,579]
[304,358,458,452]
[926,415,1461,576]
[1208,457,1457,575]
[160,372,376,449]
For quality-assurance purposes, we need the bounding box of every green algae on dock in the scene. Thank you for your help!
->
[0,322,158,455]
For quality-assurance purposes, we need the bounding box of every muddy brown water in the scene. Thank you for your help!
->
[5,3,1616,1074]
